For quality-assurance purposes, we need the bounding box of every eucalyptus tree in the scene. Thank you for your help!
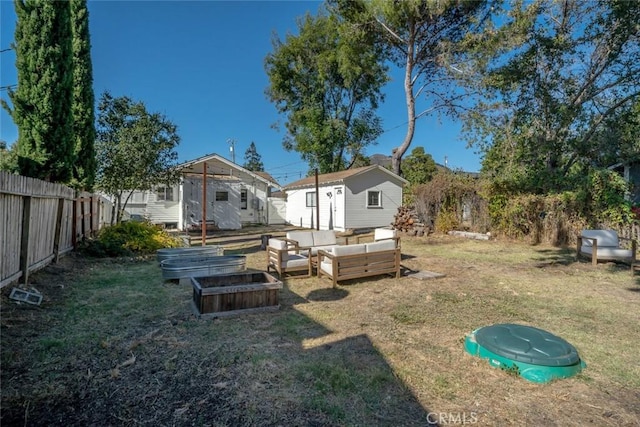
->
[95,92,181,224]
[2,0,74,182]
[464,0,640,193]
[332,0,492,176]
[265,10,387,174]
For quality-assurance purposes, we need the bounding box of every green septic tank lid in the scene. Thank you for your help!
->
[474,323,580,367]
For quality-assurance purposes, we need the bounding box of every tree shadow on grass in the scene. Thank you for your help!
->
[533,247,579,266]
[224,243,262,255]
[305,287,349,302]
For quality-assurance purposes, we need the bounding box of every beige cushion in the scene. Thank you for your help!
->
[332,244,366,256]
[269,238,287,250]
[313,230,337,246]
[365,239,396,253]
[580,246,633,259]
[581,230,620,247]
[269,238,289,261]
[286,231,315,248]
[282,254,309,269]
[374,228,397,241]
[320,260,333,275]
[310,244,338,256]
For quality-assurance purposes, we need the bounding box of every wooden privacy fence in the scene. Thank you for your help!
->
[0,171,111,288]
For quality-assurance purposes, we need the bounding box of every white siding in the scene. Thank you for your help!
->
[285,184,344,231]
[183,177,241,230]
[285,188,315,228]
[343,169,403,229]
[267,197,286,225]
[146,185,180,226]
[239,180,269,225]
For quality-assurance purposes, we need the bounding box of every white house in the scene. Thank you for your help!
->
[284,165,408,231]
[121,153,283,230]
[609,160,640,204]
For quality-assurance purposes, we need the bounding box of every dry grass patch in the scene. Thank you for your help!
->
[2,233,639,426]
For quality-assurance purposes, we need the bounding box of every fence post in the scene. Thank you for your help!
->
[53,197,65,263]
[90,194,96,235]
[72,192,78,249]
[19,196,32,285]
[81,193,86,239]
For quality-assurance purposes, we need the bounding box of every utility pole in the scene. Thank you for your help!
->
[227,138,236,163]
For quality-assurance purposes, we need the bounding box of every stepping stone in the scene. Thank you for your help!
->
[405,270,445,280]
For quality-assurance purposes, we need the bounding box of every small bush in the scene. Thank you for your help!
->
[80,221,183,257]
[435,210,460,233]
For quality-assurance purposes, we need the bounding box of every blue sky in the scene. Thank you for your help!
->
[0,0,482,185]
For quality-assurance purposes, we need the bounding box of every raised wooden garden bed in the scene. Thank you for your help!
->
[190,270,283,318]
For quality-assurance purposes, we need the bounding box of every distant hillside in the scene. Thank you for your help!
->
[369,153,392,168]
[368,153,477,177]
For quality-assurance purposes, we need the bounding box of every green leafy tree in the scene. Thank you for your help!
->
[69,0,96,190]
[401,146,437,187]
[95,92,181,224]
[465,0,640,194]
[2,0,74,182]
[242,141,264,171]
[591,100,640,166]
[0,140,18,172]
[350,153,372,168]
[265,10,387,174]
[333,0,491,175]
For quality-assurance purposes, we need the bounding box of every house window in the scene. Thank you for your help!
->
[306,191,316,207]
[157,187,173,201]
[367,190,381,208]
[240,189,248,210]
[215,191,229,201]
[130,191,146,203]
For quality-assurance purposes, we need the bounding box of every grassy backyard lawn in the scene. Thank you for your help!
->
[2,231,639,426]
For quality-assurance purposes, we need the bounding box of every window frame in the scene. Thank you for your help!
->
[240,189,248,210]
[215,191,229,202]
[366,190,381,208]
[156,186,173,202]
[306,191,316,207]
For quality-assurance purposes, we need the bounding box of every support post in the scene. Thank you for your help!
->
[315,168,319,230]
[72,194,78,248]
[53,197,65,263]
[19,196,32,285]
[202,162,207,246]
[80,193,86,241]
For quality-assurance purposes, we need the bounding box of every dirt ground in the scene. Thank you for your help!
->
[1,229,639,426]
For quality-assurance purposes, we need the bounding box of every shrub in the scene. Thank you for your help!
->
[434,210,459,233]
[80,221,183,257]
[413,171,489,233]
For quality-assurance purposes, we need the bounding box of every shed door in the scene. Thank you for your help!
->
[334,186,345,230]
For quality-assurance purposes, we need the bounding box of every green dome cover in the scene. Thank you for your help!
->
[474,323,580,367]
[464,324,586,383]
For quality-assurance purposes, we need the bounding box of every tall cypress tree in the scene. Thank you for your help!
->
[70,0,96,190]
[2,0,74,182]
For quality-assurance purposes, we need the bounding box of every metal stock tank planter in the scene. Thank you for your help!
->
[160,255,246,281]
[156,246,224,264]
[191,270,283,318]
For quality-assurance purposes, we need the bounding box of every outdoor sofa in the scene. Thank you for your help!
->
[577,229,636,267]
[267,228,401,283]
[316,238,401,288]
